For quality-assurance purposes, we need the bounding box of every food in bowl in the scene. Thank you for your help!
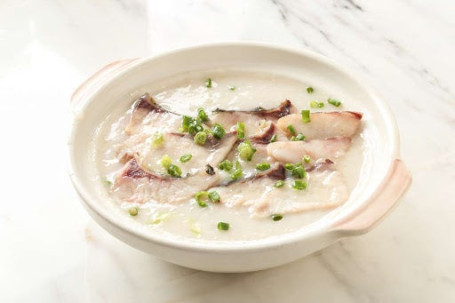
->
[95,70,365,241]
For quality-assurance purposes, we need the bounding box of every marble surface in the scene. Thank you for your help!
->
[1,0,454,302]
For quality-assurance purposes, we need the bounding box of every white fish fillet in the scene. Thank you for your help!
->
[267,137,352,163]
[210,100,296,138]
[250,167,349,217]
[112,159,220,204]
[214,160,349,217]
[277,111,362,140]
[136,132,237,176]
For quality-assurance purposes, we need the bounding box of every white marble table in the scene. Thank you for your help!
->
[1,0,454,302]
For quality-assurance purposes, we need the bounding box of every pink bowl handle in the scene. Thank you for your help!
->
[333,159,411,234]
[71,58,139,108]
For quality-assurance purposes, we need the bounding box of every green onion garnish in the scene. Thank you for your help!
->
[328,98,342,107]
[208,191,220,203]
[271,214,283,221]
[182,115,203,135]
[238,140,257,161]
[230,161,243,180]
[295,133,306,141]
[229,85,236,91]
[269,134,277,143]
[217,222,230,231]
[236,122,246,139]
[292,165,306,179]
[303,155,311,163]
[128,207,139,216]
[194,131,207,145]
[161,155,172,169]
[310,101,324,108]
[197,108,209,122]
[287,125,296,135]
[218,159,233,172]
[205,78,212,88]
[301,110,311,123]
[230,169,243,181]
[292,180,307,190]
[179,154,192,163]
[274,180,285,188]
[256,163,271,171]
[195,191,209,207]
[151,132,164,148]
[212,124,226,139]
[306,87,314,94]
[285,163,295,171]
[181,115,193,132]
[167,164,182,177]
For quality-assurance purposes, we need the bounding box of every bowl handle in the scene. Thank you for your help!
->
[333,159,411,235]
[70,58,139,109]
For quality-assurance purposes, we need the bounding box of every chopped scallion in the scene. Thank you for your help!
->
[212,124,226,139]
[217,222,230,231]
[236,122,246,139]
[238,140,257,161]
[179,154,192,163]
[182,115,203,135]
[295,133,306,141]
[195,191,209,207]
[306,87,314,94]
[167,164,182,177]
[230,169,243,181]
[303,155,311,163]
[197,108,209,122]
[182,115,193,132]
[274,180,285,188]
[287,125,296,135]
[208,191,220,203]
[229,85,236,91]
[161,155,172,169]
[151,132,164,148]
[218,159,233,172]
[230,161,243,180]
[205,78,212,88]
[128,207,139,216]
[310,101,324,108]
[194,131,207,145]
[301,110,311,123]
[328,98,342,107]
[292,165,306,179]
[285,163,295,171]
[269,134,277,143]
[256,163,271,171]
[292,180,307,190]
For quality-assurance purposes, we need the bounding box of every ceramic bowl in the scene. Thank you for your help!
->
[68,43,411,272]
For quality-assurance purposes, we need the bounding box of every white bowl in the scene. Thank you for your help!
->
[68,43,411,272]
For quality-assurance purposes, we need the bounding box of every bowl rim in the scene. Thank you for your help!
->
[68,41,401,252]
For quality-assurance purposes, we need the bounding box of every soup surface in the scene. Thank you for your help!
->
[95,70,366,241]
